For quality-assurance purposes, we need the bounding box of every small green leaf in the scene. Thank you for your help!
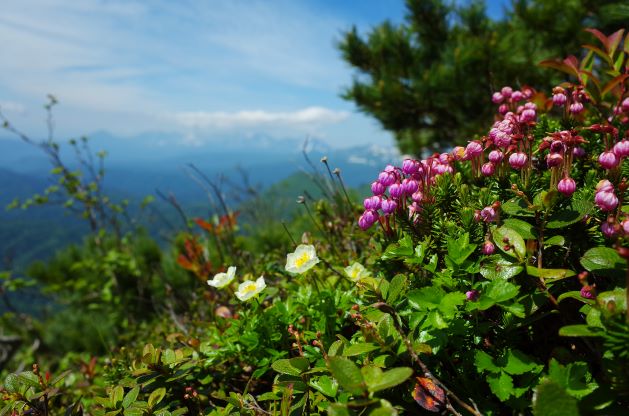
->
[502,198,535,217]
[486,372,514,401]
[148,388,166,408]
[271,357,310,376]
[480,255,524,280]
[503,218,537,239]
[559,325,602,337]
[503,350,542,375]
[407,286,445,310]
[533,380,579,416]
[544,235,565,247]
[526,266,576,282]
[111,386,125,407]
[343,343,380,357]
[328,357,366,395]
[386,274,406,304]
[308,375,338,397]
[475,351,500,373]
[122,386,140,409]
[362,366,413,393]
[493,226,526,259]
[485,279,520,303]
[580,247,626,277]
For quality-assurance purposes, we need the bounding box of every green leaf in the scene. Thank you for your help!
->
[386,274,406,304]
[446,233,476,264]
[502,198,535,217]
[271,357,310,376]
[362,366,413,393]
[480,255,524,280]
[328,357,366,395]
[499,302,525,318]
[503,218,537,239]
[547,359,598,399]
[111,386,125,407]
[557,291,594,304]
[485,279,520,303]
[492,226,526,259]
[327,403,351,416]
[343,343,380,357]
[122,386,140,409]
[407,286,445,310]
[308,375,338,397]
[533,380,579,416]
[486,372,514,401]
[546,199,593,229]
[526,266,575,282]
[475,351,500,373]
[503,350,542,375]
[544,235,565,247]
[148,388,166,408]
[368,399,398,416]
[580,247,626,277]
[438,292,466,318]
[559,325,602,337]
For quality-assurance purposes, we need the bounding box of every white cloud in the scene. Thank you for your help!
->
[171,107,348,130]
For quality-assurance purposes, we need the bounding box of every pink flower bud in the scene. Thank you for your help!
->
[622,97,629,112]
[482,241,495,255]
[452,146,466,161]
[363,196,381,210]
[402,178,419,195]
[595,191,618,212]
[466,290,480,301]
[492,92,504,104]
[481,162,495,176]
[388,183,404,199]
[412,190,423,203]
[557,177,576,196]
[378,170,396,186]
[596,179,614,193]
[573,147,586,158]
[480,206,496,222]
[508,152,528,169]
[498,104,508,115]
[598,151,620,169]
[580,286,595,299]
[546,153,563,168]
[358,210,379,230]
[613,140,629,158]
[488,150,504,163]
[381,199,397,215]
[550,140,564,153]
[371,181,385,196]
[569,102,584,114]
[465,141,483,158]
[622,219,629,234]
[552,93,567,106]
[519,108,536,122]
[601,222,617,238]
[501,86,513,98]
[511,90,524,102]
[402,159,419,175]
[494,132,511,148]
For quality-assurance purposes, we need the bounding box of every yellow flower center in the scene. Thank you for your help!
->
[294,252,311,268]
[242,283,257,294]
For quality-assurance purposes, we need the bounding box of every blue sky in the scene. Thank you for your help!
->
[0,0,509,149]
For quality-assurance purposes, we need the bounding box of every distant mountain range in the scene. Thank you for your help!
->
[0,131,400,269]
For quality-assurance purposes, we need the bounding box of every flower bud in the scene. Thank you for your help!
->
[358,210,379,230]
[498,104,508,115]
[508,152,528,169]
[557,177,576,197]
[402,178,419,195]
[550,140,564,152]
[465,141,483,158]
[601,222,617,238]
[613,139,629,158]
[402,159,419,175]
[511,90,524,102]
[501,86,513,98]
[573,147,586,158]
[482,241,495,255]
[371,181,385,196]
[519,108,536,122]
[596,179,614,193]
[546,153,563,168]
[452,146,466,161]
[466,290,480,301]
[481,162,495,176]
[388,183,404,199]
[378,170,396,186]
[363,196,381,210]
[552,93,567,106]
[488,150,504,163]
[480,206,496,222]
[622,219,629,234]
[381,199,397,215]
[595,191,619,212]
[598,151,620,170]
[569,102,584,114]
[622,97,629,113]
[492,92,504,104]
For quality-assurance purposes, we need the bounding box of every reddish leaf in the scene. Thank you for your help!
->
[601,74,629,96]
[607,29,625,57]
[539,59,578,78]
[177,254,194,271]
[585,28,609,51]
[582,44,613,66]
[413,377,446,412]
[194,217,215,233]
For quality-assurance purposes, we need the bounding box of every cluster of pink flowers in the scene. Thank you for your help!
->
[491,86,534,116]
[551,86,589,115]
[358,154,454,230]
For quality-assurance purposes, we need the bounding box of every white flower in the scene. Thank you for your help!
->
[235,276,266,301]
[207,266,236,288]
[344,262,371,282]
[285,244,320,274]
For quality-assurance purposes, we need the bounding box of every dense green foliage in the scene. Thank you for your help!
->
[338,0,629,154]
[3,24,629,416]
